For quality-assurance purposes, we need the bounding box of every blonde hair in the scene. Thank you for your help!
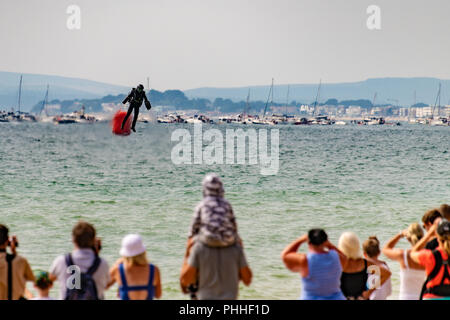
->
[438,234,450,255]
[124,252,148,266]
[338,232,362,260]
[406,223,424,246]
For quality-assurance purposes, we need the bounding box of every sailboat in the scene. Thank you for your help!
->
[10,75,36,122]
[309,80,334,125]
[252,79,274,125]
[263,78,277,125]
[428,83,448,126]
[38,85,54,123]
[240,89,251,124]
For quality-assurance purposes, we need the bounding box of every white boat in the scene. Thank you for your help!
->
[366,117,385,125]
[430,117,448,126]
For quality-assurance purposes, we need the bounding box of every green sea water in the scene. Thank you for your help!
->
[0,122,449,299]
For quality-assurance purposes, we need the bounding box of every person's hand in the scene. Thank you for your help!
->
[401,229,408,238]
[9,235,18,255]
[434,217,442,227]
[428,220,440,236]
[361,290,372,300]
[94,238,102,254]
[323,240,333,250]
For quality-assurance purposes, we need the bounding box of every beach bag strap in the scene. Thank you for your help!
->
[6,253,15,300]
[87,255,101,275]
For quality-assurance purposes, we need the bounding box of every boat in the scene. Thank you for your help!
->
[293,117,310,125]
[7,75,37,122]
[430,117,448,126]
[53,115,76,124]
[53,106,96,124]
[185,114,212,124]
[259,78,274,124]
[314,115,335,125]
[428,84,448,126]
[366,117,385,125]
[38,85,53,122]
[157,113,187,123]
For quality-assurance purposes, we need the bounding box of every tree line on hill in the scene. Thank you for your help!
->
[31,89,428,115]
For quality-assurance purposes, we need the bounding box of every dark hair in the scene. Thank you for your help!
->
[308,229,328,246]
[35,271,53,290]
[422,209,442,225]
[72,221,96,248]
[363,236,380,258]
[0,224,9,245]
[438,204,450,221]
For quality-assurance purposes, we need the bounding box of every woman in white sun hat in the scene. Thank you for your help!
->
[108,234,162,300]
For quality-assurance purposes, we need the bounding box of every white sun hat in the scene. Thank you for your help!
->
[120,234,146,257]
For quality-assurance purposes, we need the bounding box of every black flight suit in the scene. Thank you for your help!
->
[121,88,151,130]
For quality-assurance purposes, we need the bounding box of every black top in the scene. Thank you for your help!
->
[122,88,150,107]
[425,238,439,251]
[340,259,368,299]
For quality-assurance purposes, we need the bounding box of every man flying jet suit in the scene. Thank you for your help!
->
[121,84,152,132]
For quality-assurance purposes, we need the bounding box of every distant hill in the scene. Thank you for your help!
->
[0,71,128,111]
[184,78,450,106]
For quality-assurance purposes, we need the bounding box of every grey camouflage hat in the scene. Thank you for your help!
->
[202,173,224,197]
[437,219,450,237]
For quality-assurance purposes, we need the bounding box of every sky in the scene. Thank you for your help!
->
[1,0,450,91]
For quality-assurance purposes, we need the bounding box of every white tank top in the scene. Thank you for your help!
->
[399,250,426,300]
[369,262,392,300]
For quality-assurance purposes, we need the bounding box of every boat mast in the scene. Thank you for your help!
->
[17,75,23,114]
[431,83,441,121]
[312,79,321,116]
[263,78,274,118]
[40,84,49,116]
[285,84,290,116]
[243,88,250,118]
[409,90,416,122]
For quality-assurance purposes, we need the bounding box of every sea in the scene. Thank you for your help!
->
[0,121,449,300]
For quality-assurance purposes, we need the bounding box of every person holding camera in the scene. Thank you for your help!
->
[0,224,35,300]
[49,221,110,300]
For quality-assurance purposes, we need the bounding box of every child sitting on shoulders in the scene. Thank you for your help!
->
[185,173,242,257]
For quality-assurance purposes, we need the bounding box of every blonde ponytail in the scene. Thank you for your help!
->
[441,235,450,255]
[407,223,424,246]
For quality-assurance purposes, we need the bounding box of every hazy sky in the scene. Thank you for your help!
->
[1,0,450,91]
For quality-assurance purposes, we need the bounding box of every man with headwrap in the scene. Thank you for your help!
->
[121,84,152,132]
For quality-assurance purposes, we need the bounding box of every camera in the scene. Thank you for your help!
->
[7,236,19,248]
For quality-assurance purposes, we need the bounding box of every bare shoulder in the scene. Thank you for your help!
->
[110,258,124,270]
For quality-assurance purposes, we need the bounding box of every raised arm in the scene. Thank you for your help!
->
[382,230,406,262]
[280,235,309,275]
[324,240,348,268]
[410,221,439,263]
